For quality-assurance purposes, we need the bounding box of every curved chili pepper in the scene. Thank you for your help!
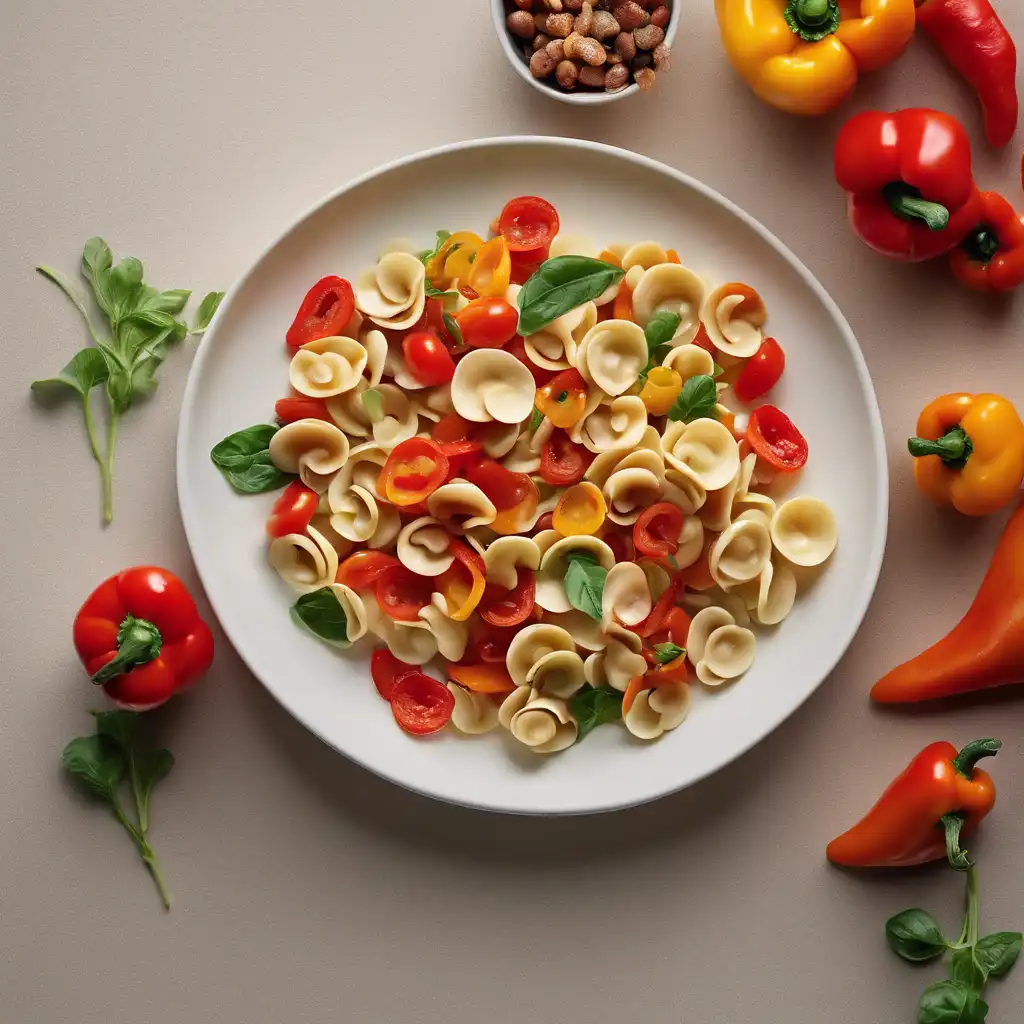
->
[915,0,1018,149]
[950,191,1024,292]
[73,566,214,710]
[826,739,999,869]
[872,504,1024,702]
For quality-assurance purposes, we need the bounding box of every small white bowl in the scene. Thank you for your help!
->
[490,0,679,106]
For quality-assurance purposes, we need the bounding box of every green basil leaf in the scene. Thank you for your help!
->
[105,257,146,324]
[653,642,686,664]
[291,587,350,646]
[143,289,191,315]
[974,932,1022,978]
[885,909,949,962]
[517,256,624,336]
[362,388,384,423]
[90,710,138,749]
[644,311,681,350]
[133,748,174,833]
[61,734,125,803]
[211,424,292,494]
[106,367,134,414]
[125,309,178,332]
[950,947,988,993]
[82,237,113,288]
[31,347,109,397]
[424,282,456,299]
[529,408,544,432]
[418,229,451,265]
[191,291,224,334]
[713,363,725,378]
[917,981,988,1024]
[443,312,464,347]
[564,553,607,621]
[666,375,718,423]
[570,685,623,742]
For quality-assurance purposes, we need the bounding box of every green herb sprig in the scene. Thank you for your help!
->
[32,238,223,524]
[517,256,624,336]
[666,374,719,423]
[210,424,292,494]
[570,686,623,741]
[291,587,351,646]
[563,550,607,622]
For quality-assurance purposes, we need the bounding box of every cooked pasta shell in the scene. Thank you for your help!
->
[506,623,576,688]
[662,419,740,493]
[397,516,454,577]
[549,233,599,260]
[268,525,339,595]
[603,466,663,526]
[755,557,797,626]
[535,536,615,613]
[327,482,379,543]
[701,624,756,680]
[624,681,690,740]
[289,336,369,399]
[325,583,368,643]
[695,661,730,687]
[307,514,355,563]
[621,241,668,271]
[701,283,766,359]
[366,502,401,550]
[355,252,426,329]
[427,480,497,533]
[675,516,705,570]
[567,385,608,445]
[509,696,577,754]
[484,535,540,590]
[325,379,372,438]
[447,683,499,735]
[333,440,388,496]
[576,320,648,397]
[685,606,735,664]
[371,384,419,450]
[502,430,542,474]
[523,301,597,372]
[451,349,536,424]
[475,420,522,459]
[540,609,608,652]
[581,396,648,454]
[661,342,715,380]
[361,329,387,387]
[526,649,587,700]
[532,529,562,560]
[731,491,776,525]
[636,557,672,601]
[601,562,652,629]
[269,419,350,493]
[632,264,707,346]
[771,497,838,567]
[418,599,468,661]
[498,685,535,730]
[710,519,772,586]
[585,428,664,488]
[363,598,438,665]
[663,466,707,516]
[583,624,646,692]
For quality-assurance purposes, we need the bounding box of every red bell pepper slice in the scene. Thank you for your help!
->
[266,480,318,539]
[379,437,449,506]
[275,396,333,424]
[437,439,483,479]
[336,551,399,591]
[370,647,419,701]
[950,191,1024,293]
[633,503,684,559]
[748,406,808,472]
[477,570,537,628]
[539,428,594,486]
[285,276,355,348]
[834,109,983,262]
[375,564,434,622]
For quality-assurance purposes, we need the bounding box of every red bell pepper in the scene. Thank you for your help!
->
[285,276,355,348]
[834,108,982,261]
[73,567,214,711]
[950,190,1024,292]
[915,0,1018,149]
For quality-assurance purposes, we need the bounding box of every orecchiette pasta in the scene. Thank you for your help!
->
[755,557,798,626]
[621,240,668,271]
[710,519,772,586]
[506,624,576,687]
[370,384,419,450]
[624,681,690,740]
[631,264,707,346]
[662,418,740,493]
[771,497,838,567]
[509,696,578,754]
[289,336,368,398]
[541,609,608,652]
[701,282,766,358]
[397,516,454,576]
[268,525,340,595]
[535,536,615,613]
[355,252,426,330]
[584,625,647,692]
[484,535,540,589]
[580,396,649,454]
[576,320,648,396]
[419,597,469,662]
[447,683,499,735]
[451,349,536,424]
[427,480,497,532]
[526,649,587,699]
[269,419,350,493]
[603,466,663,526]
[700,624,757,681]
[325,379,373,437]
[327,482,380,543]
[601,562,652,629]
[661,342,715,380]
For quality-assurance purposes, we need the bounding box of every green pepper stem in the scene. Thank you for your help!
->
[796,0,830,23]
[953,738,1001,778]
[942,813,973,872]
[91,614,163,686]
[783,0,840,38]
[962,225,1002,265]
[883,183,950,231]
[907,426,973,470]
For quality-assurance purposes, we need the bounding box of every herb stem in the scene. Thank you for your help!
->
[102,408,118,525]
[81,390,106,479]
[128,748,147,835]
[111,792,170,910]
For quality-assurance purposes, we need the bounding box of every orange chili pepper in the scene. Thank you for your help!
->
[466,236,511,297]
[447,662,517,694]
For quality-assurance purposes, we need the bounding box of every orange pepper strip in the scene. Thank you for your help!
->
[612,279,634,322]
[665,249,681,264]
[598,249,623,268]
[435,541,486,622]
[490,482,540,536]
[622,675,646,717]
[466,236,511,297]
[679,533,717,592]
[447,662,517,695]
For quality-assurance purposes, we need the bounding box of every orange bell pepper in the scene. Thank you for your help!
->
[434,540,486,622]
[908,393,1024,516]
[872,504,1024,703]
[447,662,516,694]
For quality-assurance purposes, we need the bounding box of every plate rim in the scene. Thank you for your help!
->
[176,135,889,816]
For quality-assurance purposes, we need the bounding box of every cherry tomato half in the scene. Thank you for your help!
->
[498,196,560,253]
[390,672,455,735]
[634,502,684,559]
[540,429,593,486]
[266,481,319,539]
[380,437,449,505]
[478,571,536,628]
[454,297,519,349]
[536,368,588,429]
[410,297,455,345]
[402,330,456,385]
[733,338,785,404]
[747,405,808,472]
[375,564,434,622]
[465,458,533,511]
[336,550,399,591]
[370,647,418,701]
[437,439,482,479]
[432,413,471,444]
[286,276,355,348]
[275,396,333,424]
[510,246,549,285]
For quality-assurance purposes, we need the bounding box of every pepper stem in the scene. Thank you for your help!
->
[883,183,950,232]
[907,426,974,471]
[783,0,840,40]
[91,614,163,686]
[941,813,973,872]
[962,225,1002,264]
[952,738,1001,778]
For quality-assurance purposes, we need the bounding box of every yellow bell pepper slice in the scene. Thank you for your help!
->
[639,367,683,417]
[552,483,607,537]
[466,236,512,297]
[426,231,482,285]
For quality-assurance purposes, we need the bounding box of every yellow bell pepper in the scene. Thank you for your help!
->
[714,0,916,116]
[466,236,511,297]
[552,483,607,537]
[426,231,482,285]
[639,367,683,417]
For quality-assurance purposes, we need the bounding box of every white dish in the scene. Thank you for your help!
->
[177,137,887,815]
[489,0,679,106]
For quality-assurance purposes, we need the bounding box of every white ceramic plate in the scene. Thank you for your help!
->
[177,138,887,815]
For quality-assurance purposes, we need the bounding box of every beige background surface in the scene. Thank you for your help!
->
[4,2,1024,1022]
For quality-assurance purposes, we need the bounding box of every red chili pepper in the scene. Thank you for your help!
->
[266,481,318,538]
[379,437,449,506]
[275,396,333,424]
[73,567,215,711]
[915,0,1018,149]
[826,739,999,869]
[747,406,808,472]
[477,571,536,627]
[540,429,594,486]
[390,672,455,735]
[633,503,684,559]
[285,276,355,348]
[834,108,982,261]
[950,191,1024,292]
[733,337,785,403]
[375,564,434,622]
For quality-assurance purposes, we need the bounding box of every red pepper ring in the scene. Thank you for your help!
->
[634,502,685,559]
[950,191,1024,293]
[285,275,355,348]
[478,570,537,627]
[375,564,434,622]
[747,406,809,473]
[380,437,449,506]
[540,429,594,486]
[390,672,455,735]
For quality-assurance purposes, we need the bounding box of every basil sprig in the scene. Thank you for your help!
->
[517,256,624,336]
[563,551,607,622]
[653,642,685,664]
[210,423,292,494]
[291,587,351,646]
[570,686,623,742]
[666,374,719,423]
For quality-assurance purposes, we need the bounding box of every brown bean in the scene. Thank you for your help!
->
[564,0,585,10]
[555,59,580,88]
[578,65,607,87]
[590,10,621,39]
[546,38,566,61]
[612,2,646,30]
[614,31,636,60]
[574,1,594,36]
[633,24,664,49]
[650,4,670,28]
[507,11,538,39]
[652,41,671,70]
[605,63,630,89]
[533,32,552,50]
[530,49,559,77]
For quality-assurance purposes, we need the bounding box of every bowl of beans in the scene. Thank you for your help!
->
[492,0,676,104]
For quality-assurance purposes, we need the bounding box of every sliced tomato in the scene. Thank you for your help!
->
[435,540,486,621]
[470,623,520,664]
[390,672,455,735]
[478,571,536,627]
[498,196,560,253]
[634,503,685,559]
[375,564,434,622]
[266,481,319,538]
[336,550,399,591]
[510,246,548,285]
[532,512,555,535]
[432,413,472,444]
[490,478,540,536]
[402,330,456,385]
[635,573,683,639]
[380,437,449,505]
[454,297,519,349]
[734,337,785,404]
[370,648,418,701]
[447,662,517,694]
[465,458,533,511]
[540,429,594,486]
[275,396,332,424]
[602,528,633,564]
[508,335,558,386]
[410,297,455,345]
[748,405,808,472]
[437,439,483,479]
[286,276,355,348]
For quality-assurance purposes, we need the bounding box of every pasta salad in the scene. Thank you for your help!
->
[211,195,838,752]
